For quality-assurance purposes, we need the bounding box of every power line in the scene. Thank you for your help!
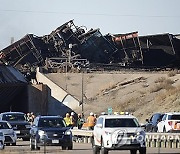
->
[0,9,180,18]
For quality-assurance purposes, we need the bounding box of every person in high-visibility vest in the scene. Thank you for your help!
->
[87,112,96,130]
[64,113,71,126]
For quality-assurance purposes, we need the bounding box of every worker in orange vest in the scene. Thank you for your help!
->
[87,112,96,130]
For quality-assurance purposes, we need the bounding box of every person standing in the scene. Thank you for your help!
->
[87,112,96,130]
[77,113,84,129]
[70,112,76,127]
[64,113,71,126]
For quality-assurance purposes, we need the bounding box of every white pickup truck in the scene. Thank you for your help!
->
[93,114,146,154]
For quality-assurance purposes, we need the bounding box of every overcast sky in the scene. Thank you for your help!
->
[0,0,180,50]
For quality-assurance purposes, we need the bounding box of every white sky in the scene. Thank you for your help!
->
[0,0,180,49]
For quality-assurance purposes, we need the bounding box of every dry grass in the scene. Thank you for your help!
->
[88,75,94,79]
[69,73,180,121]
[99,82,117,94]
[167,70,178,77]
[155,85,179,105]
[154,77,166,83]
[113,97,138,113]
[150,78,175,93]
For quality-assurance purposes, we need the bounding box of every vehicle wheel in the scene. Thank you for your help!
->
[0,142,4,150]
[34,138,40,150]
[91,136,94,147]
[67,145,73,150]
[6,143,10,146]
[93,145,100,154]
[12,142,16,146]
[30,138,35,150]
[139,147,146,154]
[101,139,108,154]
[62,146,66,150]
[130,150,137,154]
[152,127,157,132]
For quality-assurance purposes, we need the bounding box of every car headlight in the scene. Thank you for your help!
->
[25,125,31,129]
[38,130,46,136]
[65,130,72,135]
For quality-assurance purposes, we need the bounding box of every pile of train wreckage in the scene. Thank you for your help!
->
[0,20,180,77]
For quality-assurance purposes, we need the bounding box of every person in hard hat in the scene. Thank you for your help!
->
[70,112,76,127]
[87,112,96,130]
[77,113,84,129]
[64,113,71,126]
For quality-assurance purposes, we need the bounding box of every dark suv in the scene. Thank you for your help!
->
[145,113,164,132]
[30,115,73,150]
[0,112,31,141]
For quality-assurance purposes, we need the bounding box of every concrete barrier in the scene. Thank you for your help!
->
[71,129,93,144]
[36,67,80,115]
[71,129,180,148]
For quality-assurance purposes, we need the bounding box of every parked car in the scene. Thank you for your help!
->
[93,114,146,154]
[144,113,164,132]
[30,115,73,150]
[0,112,31,140]
[157,112,180,133]
[0,131,5,150]
[0,121,17,146]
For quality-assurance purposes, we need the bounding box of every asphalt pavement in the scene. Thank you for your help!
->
[1,140,180,154]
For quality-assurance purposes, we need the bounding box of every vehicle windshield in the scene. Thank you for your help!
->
[3,114,26,121]
[38,118,66,128]
[151,114,164,123]
[0,122,11,129]
[105,118,140,128]
[168,115,180,120]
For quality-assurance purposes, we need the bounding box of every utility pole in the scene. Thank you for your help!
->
[65,44,72,91]
[81,69,84,118]
[65,59,67,91]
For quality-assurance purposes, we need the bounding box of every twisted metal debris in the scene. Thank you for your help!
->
[0,20,180,75]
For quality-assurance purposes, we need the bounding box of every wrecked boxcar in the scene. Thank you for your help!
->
[0,20,180,75]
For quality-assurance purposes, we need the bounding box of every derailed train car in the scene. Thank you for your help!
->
[109,32,180,67]
[0,20,180,74]
[139,33,180,67]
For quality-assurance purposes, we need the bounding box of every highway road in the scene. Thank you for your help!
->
[1,140,180,154]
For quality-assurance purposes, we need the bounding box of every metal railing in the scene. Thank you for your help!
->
[71,129,180,148]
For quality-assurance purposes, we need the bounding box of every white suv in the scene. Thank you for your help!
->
[93,114,146,154]
[157,112,180,133]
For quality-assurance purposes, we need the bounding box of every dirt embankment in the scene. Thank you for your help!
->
[46,70,180,123]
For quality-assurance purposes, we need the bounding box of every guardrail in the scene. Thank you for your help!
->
[146,132,180,148]
[72,129,93,144]
[71,129,180,148]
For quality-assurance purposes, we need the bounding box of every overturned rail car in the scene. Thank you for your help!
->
[0,20,180,73]
[139,33,180,67]
[110,33,180,67]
